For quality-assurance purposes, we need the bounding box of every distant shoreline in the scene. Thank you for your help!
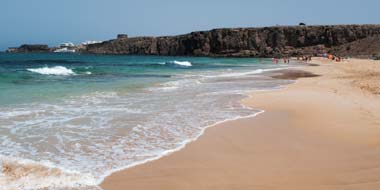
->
[6,24,380,59]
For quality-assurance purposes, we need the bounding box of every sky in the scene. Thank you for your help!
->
[1,0,379,50]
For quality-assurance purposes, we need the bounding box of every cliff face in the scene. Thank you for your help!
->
[332,34,380,58]
[85,25,380,57]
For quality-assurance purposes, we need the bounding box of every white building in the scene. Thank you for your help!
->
[59,42,75,48]
[81,41,102,45]
[54,47,76,53]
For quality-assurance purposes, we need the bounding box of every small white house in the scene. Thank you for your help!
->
[59,42,75,48]
[54,47,76,53]
[81,41,102,45]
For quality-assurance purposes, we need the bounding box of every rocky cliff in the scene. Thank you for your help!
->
[84,25,380,57]
[332,34,380,58]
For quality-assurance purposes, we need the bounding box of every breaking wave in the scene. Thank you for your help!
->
[173,60,192,67]
[27,66,76,76]
[0,56,294,189]
[162,60,192,67]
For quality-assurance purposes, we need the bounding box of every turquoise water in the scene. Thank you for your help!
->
[0,53,277,105]
[0,53,292,190]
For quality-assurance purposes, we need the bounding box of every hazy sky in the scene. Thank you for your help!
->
[1,0,379,50]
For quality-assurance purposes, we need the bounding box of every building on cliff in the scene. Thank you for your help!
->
[54,42,77,53]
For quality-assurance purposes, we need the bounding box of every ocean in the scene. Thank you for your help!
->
[0,53,292,190]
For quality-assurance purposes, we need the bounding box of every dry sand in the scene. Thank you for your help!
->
[101,58,380,190]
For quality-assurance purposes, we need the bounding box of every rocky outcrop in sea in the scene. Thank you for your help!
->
[7,44,51,53]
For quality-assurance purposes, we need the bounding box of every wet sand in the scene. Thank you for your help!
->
[101,58,380,190]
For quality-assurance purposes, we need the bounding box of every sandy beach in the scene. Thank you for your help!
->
[3,2,380,189]
[101,58,380,190]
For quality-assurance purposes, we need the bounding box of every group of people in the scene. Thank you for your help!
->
[297,56,312,62]
[272,58,291,64]
[324,53,344,62]
[271,56,312,64]
[270,53,347,65]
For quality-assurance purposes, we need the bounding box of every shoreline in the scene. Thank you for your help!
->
[1,55,294,190]
[96,66,299,188]
[95,67,293,186]
[95,109,267,187]
[100,58,380,190]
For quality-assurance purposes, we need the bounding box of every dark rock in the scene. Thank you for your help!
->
[84,25,380,57]
[117,34,129,39]
[330,34,380,58]
[9,44,51,53]
[373,53,380,60]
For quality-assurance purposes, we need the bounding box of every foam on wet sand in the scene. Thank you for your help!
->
[101,58,380,190]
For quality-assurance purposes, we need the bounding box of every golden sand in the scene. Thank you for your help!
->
[101,58,380,190]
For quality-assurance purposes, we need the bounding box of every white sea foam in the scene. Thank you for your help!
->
[170,60,192,67]
[0,156,97,190]
[174,60,192,67]
[204,67,287,78]
[27,66,76,76]
[158,60,192,67]
[0,64,293,190]
[151,78,201,91]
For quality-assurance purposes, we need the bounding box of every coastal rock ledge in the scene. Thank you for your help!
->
[84,25,380,58]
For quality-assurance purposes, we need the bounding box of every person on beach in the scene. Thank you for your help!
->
[272,58,279,64]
